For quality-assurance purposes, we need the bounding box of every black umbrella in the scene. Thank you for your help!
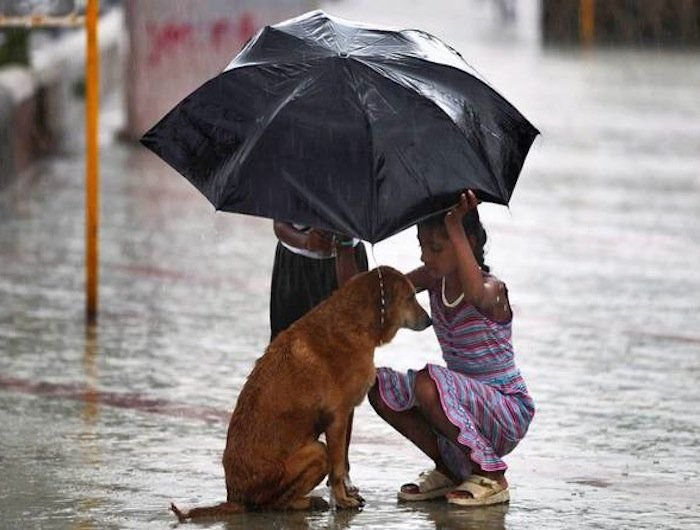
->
[141,10,539,244]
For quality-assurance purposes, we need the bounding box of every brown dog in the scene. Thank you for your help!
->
[171,266,431,520]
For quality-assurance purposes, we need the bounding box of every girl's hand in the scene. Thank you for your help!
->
[444,190,479,238]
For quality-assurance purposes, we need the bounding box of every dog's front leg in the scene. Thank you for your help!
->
[326,413,363,509]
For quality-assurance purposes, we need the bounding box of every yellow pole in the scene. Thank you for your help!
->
[85,0,99,323]
[579,0,595,47]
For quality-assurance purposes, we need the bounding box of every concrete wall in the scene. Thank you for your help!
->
[122,0,314,140]
[0,2,317,186]
[0,9,122,189]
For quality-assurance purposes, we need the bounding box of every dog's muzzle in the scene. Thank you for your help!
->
[410,312,432,331]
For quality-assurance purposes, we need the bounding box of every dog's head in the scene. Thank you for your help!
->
[371,266,431,344]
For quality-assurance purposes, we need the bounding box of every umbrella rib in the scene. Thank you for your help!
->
[390,53,538,202]
[326,16,344,54]
[343,59,378,242]
[351,57,505,202]
[280,12,345,55]
[266,25,337,58]
[347,30,403,56]
[216,65,325,210]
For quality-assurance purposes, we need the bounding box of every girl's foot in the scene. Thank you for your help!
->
[446,472,509,506]
[398,468,458,501]
[451,471,507,495]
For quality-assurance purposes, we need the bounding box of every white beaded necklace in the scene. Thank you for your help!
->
[441,277,464,308]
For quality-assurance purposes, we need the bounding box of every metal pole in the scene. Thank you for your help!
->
[85,0,100,323]
[579,0,595,47]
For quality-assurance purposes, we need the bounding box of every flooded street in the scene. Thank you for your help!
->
[1,0,699,528]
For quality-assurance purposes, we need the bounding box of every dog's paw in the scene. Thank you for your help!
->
[349,489,365,505]
[335,494,365,510]
[344,476,360,496]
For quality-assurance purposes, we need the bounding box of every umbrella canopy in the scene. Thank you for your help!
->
[141,10,539,243]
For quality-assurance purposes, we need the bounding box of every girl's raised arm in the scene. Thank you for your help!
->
[406,266,437,293]
[445,191,512,322]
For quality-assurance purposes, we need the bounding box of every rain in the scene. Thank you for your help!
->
[1,0,699,528]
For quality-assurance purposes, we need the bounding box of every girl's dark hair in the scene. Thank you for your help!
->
[418,209,490,272]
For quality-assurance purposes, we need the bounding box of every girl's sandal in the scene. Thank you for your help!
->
[397,469,456,501]
[446,475,510,506]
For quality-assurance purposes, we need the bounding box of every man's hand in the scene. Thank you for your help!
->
[305,229,334,253]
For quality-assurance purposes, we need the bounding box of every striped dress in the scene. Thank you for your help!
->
[376,278,534,478]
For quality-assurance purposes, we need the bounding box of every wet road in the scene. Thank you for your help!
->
[1,0,700,528]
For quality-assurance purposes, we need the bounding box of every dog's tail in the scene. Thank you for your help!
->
[170,501,245,521]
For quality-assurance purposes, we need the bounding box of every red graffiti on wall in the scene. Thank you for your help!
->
[147,12,258,67]
[209,18,231,50]
[238,12,256,42]
[147,22,194,67]
[210,12,257,50]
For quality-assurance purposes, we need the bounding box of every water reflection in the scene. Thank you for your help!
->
[74,324,100,530]
[404,501,508,530]
[80,324,100,436]
[170,501,507,530]
[180,505,361,530]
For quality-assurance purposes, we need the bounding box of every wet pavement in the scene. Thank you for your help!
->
[2,0,700,528]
